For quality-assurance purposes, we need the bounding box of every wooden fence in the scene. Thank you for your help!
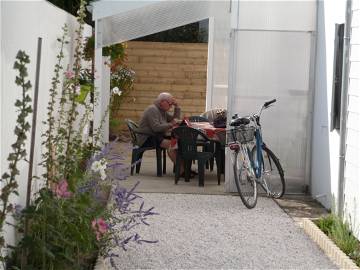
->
[110,41,208,136]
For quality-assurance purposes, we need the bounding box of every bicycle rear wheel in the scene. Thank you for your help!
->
[233,149,257,209]
[252,145,285,198]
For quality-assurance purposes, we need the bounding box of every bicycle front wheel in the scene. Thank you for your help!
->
[252,145,285,198]
[233,149,257,209]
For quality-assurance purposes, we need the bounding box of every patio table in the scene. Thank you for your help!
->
[170,119,226,185]
[170,119,226,148]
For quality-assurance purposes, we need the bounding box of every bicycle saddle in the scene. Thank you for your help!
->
[230,116,250,126]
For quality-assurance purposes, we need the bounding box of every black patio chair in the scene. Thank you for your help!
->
[189,115,215,171]
[125,119,166,177]
[172,126,214,186]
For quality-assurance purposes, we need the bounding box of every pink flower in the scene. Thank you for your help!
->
[92,218,108,240]
[55,179,72,198]
[65,70,74,79]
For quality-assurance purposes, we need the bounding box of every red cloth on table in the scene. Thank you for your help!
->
[169,120,225,150]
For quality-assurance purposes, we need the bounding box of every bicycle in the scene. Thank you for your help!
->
[226,99,285,209]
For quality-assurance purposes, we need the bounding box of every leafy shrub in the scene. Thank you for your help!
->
[9,188,103,269]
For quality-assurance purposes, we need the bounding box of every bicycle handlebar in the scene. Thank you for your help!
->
[263,99,276,108]
[230,98,277,127]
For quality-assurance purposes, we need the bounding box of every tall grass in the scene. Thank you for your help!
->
[315,214,360,266]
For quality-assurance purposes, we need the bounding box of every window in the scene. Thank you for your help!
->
[330,23,344,131]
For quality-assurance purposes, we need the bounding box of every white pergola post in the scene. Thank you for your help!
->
[205,16,215,110]
[94,19,110,144]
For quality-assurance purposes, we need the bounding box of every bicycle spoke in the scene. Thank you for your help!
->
[233,149,257,208]
[252,146,285,199]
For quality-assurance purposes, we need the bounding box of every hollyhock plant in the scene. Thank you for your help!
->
[65,70,74,79]
[92,218,108,240]
[55,179,72,198]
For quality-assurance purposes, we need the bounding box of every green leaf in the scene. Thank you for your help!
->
[24,81,32,89]
[14,100,22,107]
[75,84,91,104]
[2,172,10,179]
[24,95,32,102]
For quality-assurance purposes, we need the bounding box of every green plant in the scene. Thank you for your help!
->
[83,35,126,69]
[315,214,335,236]
[5,1,156,268]
[63,0,87,180]
[315,214,360,267]
[331,217,359,258]
[110,66,135,114]
[83,33,135,140]
[42,24,69,184]
[0,51,32,264]
[9,187,104,269]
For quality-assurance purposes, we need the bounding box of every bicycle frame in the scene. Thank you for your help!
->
[242,143,256,178]
[244,100,276,181]
[254,129,263,179]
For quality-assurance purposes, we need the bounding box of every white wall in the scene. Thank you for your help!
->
[1,0,91,254]
[312,0,346,209]
[343,0,360,239]
[226,0,316,193]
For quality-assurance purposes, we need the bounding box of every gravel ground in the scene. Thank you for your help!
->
[107,193,337,269]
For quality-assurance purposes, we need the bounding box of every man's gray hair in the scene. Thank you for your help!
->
[155,92,173,104]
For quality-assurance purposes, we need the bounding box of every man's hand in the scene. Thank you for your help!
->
[171,98,179,107]
[170,119,178,126]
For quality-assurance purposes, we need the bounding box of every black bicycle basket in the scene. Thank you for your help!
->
[226,126,255,144]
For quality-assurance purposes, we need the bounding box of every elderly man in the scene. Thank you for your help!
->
[137,92,181,163]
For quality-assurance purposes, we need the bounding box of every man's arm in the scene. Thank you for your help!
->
[166,99,181,121]
[145,107,172,133]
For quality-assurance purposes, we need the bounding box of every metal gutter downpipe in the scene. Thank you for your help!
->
[337,0,352,219]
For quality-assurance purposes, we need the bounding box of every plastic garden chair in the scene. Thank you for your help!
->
[189,115,215,171]
[125,119,166,177]
[172,126,213,186]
